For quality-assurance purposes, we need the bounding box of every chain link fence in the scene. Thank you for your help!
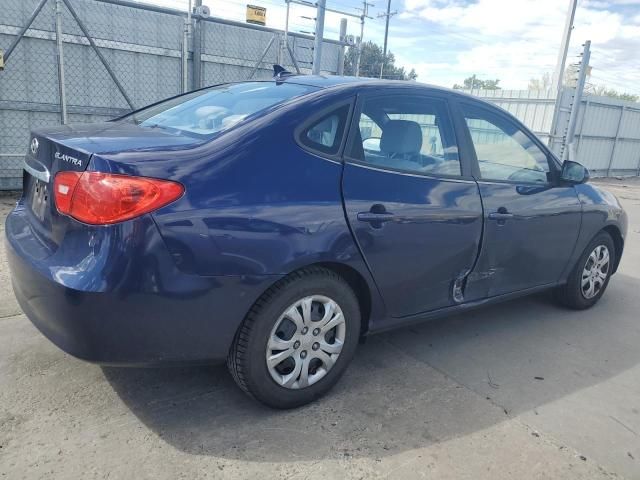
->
[0,0,347,189]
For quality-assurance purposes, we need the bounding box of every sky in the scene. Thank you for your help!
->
[139,0,640,93]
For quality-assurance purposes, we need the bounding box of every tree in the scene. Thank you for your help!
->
[343,41,417,81]
[563,65,638,102]
[588,85,639,102]
[453,75,501,90]
[528,72,552,91]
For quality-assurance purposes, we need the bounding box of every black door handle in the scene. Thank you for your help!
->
[488,206,513,223]
[357,204,395,226]
[357,212,396,222]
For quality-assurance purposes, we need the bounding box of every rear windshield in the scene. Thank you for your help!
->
[124,82,318,138]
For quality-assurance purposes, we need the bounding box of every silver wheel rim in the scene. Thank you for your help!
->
[266,295,346,390]
[581,245,610,299]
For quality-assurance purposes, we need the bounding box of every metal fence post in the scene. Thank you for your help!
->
[54,0,68,124]
[337,18,347,75]
[312,0,326,75]
[276,33,282,65]
[181,2,191,93]
[563,40,590,161]
[282,0,290,63]
[606,106,625,177]
[192,17,202,89]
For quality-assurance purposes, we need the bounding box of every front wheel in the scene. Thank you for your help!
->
[228,267,361,409]
[555,231,615,310]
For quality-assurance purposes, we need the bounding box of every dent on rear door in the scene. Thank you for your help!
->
[342,166,484,318]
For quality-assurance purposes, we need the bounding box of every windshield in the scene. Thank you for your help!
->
[124,82,318,138]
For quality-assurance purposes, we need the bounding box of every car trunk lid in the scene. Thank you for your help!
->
[21,122,202,253]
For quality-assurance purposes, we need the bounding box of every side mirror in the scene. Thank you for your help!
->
[561,160,590,184]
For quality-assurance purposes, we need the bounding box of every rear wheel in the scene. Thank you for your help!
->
[228,267,361,408]
[555,231,615,310]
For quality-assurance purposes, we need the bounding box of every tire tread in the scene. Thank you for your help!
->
[554,231,615,310]
[227,266,353,403]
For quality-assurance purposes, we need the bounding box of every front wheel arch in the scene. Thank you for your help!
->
[602,225,623,273]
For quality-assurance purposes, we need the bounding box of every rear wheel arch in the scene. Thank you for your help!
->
[230,261,372,357]
[312,262,372,336]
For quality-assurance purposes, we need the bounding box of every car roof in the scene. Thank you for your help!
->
[278,74,477,99]
[280,74,377,88]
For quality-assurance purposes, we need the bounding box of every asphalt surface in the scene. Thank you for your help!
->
[1,178,639,479]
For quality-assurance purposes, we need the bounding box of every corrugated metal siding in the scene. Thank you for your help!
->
[466,88,640,177]
[461,89,557,145]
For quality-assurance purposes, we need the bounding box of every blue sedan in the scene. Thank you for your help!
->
[5,70,628,408]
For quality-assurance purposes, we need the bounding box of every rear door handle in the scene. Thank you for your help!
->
[357,212,396,223]
[488,212,514,220]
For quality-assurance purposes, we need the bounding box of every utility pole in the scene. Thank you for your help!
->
[282,0,291,66]
[552,0,578,95]
[378,0,396,78]
[355,0,373,77]
[563,40,590,162]
[549,0,577,153]
[355,23,363,77]
[312,0,326,74]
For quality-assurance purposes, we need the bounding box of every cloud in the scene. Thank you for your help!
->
[389,0,640,92]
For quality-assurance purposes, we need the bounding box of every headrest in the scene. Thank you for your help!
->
[380,120,423,155]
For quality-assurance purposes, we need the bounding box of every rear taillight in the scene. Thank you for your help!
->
[54,171,184,225]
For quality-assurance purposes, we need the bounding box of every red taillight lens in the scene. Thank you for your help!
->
[54,171,184,225]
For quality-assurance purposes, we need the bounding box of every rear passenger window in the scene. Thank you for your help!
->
[347,95,461,176]
[300,105,350,156]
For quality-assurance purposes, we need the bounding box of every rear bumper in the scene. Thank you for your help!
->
[5,205,281,366]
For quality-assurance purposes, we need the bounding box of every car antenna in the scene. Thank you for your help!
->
[273,64,294,80]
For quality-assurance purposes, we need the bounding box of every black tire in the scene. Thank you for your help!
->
[554,231,615,310]
[227,266,361,409]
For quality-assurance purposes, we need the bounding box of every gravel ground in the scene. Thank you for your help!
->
[1,179,639,479]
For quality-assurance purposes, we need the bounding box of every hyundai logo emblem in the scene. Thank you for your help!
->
[30,137,39,156]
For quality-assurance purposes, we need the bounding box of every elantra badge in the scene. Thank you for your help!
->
[54,151,83,167]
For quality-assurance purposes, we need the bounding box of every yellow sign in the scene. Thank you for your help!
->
[246,5,266,26]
